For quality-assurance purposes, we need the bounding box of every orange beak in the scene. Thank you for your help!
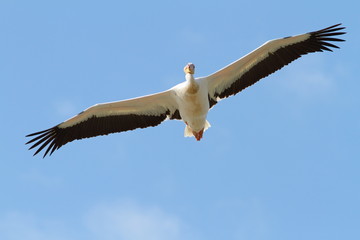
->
[184,64,195,74]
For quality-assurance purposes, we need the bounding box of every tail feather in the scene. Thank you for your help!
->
[204,120,211,131]
[184,125,193,137]
[184,120,211,138]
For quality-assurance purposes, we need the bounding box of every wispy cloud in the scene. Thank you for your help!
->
[0,212,70,240]
[233,198,270,240]
[278,57,336,100]
[54,99,78,118]
[85,200,186,240]
[20,168,63,188]
[177,28,206,46]
[0,201,194,240]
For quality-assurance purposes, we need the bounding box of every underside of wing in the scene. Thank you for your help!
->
[26,90,180,157]
[206,24,346,107]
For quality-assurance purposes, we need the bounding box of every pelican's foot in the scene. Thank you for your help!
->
[193,129,204,141]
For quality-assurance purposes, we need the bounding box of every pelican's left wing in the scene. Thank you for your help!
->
[26,89,180,157]
[206,24,346,107]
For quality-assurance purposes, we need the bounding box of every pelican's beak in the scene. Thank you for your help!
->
[184,64,195,74]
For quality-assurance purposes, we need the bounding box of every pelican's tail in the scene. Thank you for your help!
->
[204,120,211,131]
[184,120,211,138]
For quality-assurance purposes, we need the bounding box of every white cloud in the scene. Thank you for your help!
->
[283,70,334,98]
[85,201,184,240]
[20,168,63,188]
[0,212,70,240]
[233,198,270,240]
[177,28,206,46]
[0,201,195,240]
[54,99,77,118]
[279,57,336,100]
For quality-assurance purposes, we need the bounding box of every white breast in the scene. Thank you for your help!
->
[173,78,210,132]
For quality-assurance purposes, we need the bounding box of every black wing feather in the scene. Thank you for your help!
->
[26,112,174,158]
[211,24,346,104]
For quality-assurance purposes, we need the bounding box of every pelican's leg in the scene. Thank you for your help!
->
[193,129,204,141]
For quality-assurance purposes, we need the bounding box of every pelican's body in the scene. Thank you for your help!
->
[26,24,346,157]
[173,70,210,140]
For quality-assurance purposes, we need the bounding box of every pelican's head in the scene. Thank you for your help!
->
[184,63,195,74]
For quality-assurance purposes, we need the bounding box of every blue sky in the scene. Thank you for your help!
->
[1,0,359,239]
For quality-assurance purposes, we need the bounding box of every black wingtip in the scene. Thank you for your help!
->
[26,128,49,137]
[309,23,346,52]
[26,126,59,157]
[311,23,346,35]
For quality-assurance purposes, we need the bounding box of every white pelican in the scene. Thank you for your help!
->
[26,24,345,157]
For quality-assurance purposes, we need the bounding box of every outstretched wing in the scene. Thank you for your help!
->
[206,24,346,107]
[26,90,180,157]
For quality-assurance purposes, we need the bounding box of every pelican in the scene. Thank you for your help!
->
[26,24,346,157]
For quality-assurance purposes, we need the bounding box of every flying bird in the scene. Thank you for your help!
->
[26,24,346,157]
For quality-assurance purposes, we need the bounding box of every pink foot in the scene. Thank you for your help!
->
[193,129,204,141]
